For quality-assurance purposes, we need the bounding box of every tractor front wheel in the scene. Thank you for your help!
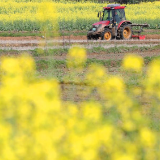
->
[120,25,132,40]
[87,35,92,40]
[87,35,99,40]
[101,29,112,41]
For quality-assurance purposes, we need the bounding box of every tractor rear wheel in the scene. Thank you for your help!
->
[120,25,132,40]
[101,29,112,41]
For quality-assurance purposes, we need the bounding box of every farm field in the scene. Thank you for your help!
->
[1,1,160,159]
[0,1,160,113]
[0,1,160,31]
[0,29,160,102]
[1,41,160,130]
[1,40,160,84]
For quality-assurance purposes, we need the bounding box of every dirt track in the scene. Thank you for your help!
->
[0,34,160,60]
[0,34,160,50]
[0,33,160,41]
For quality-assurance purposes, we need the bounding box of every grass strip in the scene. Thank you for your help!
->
[0,44,160,58]
[32,44,160,56]
[0,31,87,37]
[35,55,160,71]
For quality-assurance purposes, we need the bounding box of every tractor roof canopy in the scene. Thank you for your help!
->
[103,4,126,10]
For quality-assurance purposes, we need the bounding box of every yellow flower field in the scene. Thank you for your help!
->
[0,0,159,31]
[0,48,160,159]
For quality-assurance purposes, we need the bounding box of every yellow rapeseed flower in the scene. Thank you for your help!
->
[140,128,156,147]
[85,64,107,86]
[104,76,125,93]
[67,46,87,69]
[122,54,144,72]
[145,59,160,95]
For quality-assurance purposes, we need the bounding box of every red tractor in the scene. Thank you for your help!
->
[87,4,149,40]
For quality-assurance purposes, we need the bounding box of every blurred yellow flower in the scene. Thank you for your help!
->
[0,46,159,160]
[82,102,101,122]
[145,59,160,94]
[122,120,136,131]
[67,46,87,69]
[104,76,125,93]
[122,54,144,72]
[85,64,107,86]
[140,128,156,147]
[114,155,135,160]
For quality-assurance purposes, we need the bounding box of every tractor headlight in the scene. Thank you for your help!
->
[92,27,97,31]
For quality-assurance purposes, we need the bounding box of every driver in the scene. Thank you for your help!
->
[114,11,121,24]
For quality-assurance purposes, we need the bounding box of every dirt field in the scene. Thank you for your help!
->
[0,30,160,102]
[0,30,160,63]
[0,33,160,51]
[0,33,160,41]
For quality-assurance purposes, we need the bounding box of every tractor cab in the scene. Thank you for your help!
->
[101,4,126,25]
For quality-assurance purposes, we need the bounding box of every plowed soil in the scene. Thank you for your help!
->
[0,36,42,41]
[0,34,160,41]
[1,32,159,102]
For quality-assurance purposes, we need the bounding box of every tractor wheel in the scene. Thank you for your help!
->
[87,35,98,40]
[120,25,132,40]
[101,29,112,41]
[87,35,92,40]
